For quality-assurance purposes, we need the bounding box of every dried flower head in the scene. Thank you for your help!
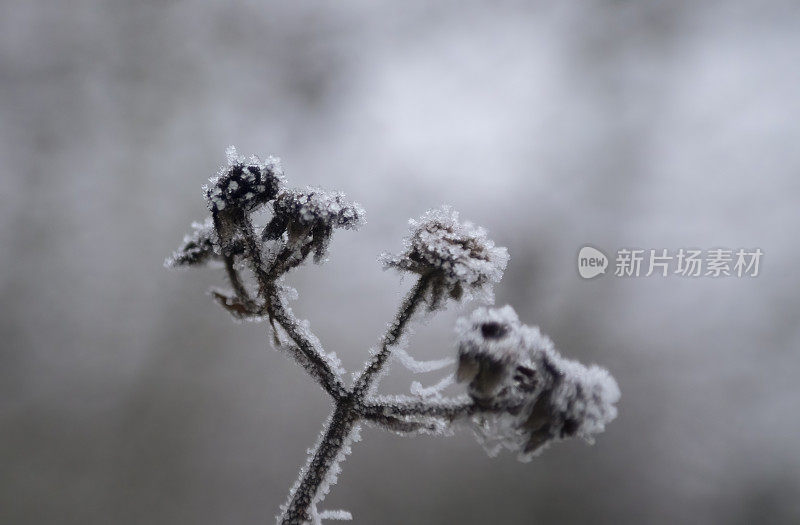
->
[204,146,284,215]
[168,149,619,522]
[263,187,365,263]
[164,217,220,268]
[456,306,620,459]
[456,305,526,400]
[519,356,619,455]
[380,206,508,308]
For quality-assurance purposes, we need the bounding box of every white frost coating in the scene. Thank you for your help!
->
[312,424,362,515]
[270,187,365,231]
[298,318,347,378]
[164,217,219,268]
[324,351,347,379]
[225,145,283,177]
[206,146,285,216]
[311,508,352,524]
[170,151,621,522]
[410,373,455,398]
[276,418,361,525]
[456,305,620,460]
[225,144,240,165]
[380,206,509,307]
[456,305,529,361]
[278,411,335,524]
[278,283,299,302]
[263,186,366,265]
[468,412,523,457]
[542,358,620,442]
[393,346,455,373]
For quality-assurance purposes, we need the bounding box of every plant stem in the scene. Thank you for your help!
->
[238,216,273,298]
[223,254,251,305]
[269,294,347,399]
[234,217,346,399]
[279,402,359,525]
[232,219,439,524]
[278,274,431,524]
[363,396,526,420]
[352,273,431,398]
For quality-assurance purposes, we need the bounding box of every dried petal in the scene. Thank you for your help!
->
[165,218,219,268]
[380,206,508,305]
[266,187,365,264]
[455,306,620,460]
[204,146,284,215]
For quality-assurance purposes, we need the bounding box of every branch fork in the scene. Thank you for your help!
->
[166,148,620,524]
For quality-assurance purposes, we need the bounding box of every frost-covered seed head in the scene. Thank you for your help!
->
[168,148,621,519]
[456,306,526,400]
[269,187,365,232]
[455,306,620,458]
[480,322,509,339]
[520,357,620,455]
[380,206,508,306]
[263,187,365,263]
[204,146,284,216]
[165,218,219,268]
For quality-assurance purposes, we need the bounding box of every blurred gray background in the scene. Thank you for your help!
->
[2,1,799,523]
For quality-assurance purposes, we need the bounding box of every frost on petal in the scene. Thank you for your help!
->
[165,217,221,268]
[263,187,365,264]
[205,146,285,216]
[455,306,620,460]
[380,206,508,309]
[266,187,365,234]
[455,306,526,400]
[519,357,620,455]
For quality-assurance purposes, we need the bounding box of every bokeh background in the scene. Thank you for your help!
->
[2,1,799,523]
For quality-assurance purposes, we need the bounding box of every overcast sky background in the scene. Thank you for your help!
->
[2,1,799,523]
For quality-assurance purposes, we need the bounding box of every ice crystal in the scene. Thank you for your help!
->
[313,510,352,523]
[205,146,284,215]
[263,187,365,263]
[392,346,455,373]
[380,206,508,309]
[456,306,620,459]
[410,373,455,398]
[164,217,220,268]
[168,148,619,524]
[456,305,527,400]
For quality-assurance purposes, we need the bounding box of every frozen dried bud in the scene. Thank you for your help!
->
[456,306,525,400]
[380,206,508,307]
[263,187,365,263]
[520,354,619,455]
[455,306,620,460]
[204,146,284,216]
[165,218,219,268]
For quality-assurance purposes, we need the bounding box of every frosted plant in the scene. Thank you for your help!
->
[379,206,508,309]
[454,306,620,458]
[167,148,620,524]
[165,217,220,268]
